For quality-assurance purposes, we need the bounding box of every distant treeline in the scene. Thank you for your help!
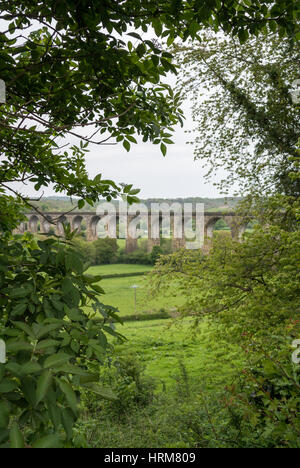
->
[31,196,241,213]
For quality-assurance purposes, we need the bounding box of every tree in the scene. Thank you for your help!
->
[147,194,300,447]
[174,31,300,196]
[94,238,118,264]
[0,1,299,223]
[0,0,298,449]
[149,27,300,447]
[0,232,123,448]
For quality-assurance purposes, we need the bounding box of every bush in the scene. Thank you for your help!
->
[82,353,156,420]
[223,337,300,448]
[70,237,120,266]
[0,233,122,448]
[117,250,152,265]
[71,238,96,266]
[150,245,163,264]
[94,238,118,265]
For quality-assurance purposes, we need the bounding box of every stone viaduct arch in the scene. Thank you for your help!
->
[14,211,248,253]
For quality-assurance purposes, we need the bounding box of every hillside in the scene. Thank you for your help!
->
[30,196,241,213]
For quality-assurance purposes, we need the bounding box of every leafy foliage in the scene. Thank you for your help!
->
[0,233,124,448]
[148,197,300,341]
[81,352,156,422]
[175,31,300,196]
[1,1,299,211]
[224,336,300,448]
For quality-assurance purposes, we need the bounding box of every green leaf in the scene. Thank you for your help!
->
[0,379,18,393]
[11,303,27,316]
[160,143,167,156]
[9,288,30,298]
[62,278,74,295]
[238,29,249,44]
[81,383,118,400]
[123,140,131,152]
[21,377,36,406]
[36,370,52,405]
[78,199,85,209]
[12,321,36,339]
[21,361,42,375]
[0,402,9,429]
[6,340,33,353]
[0,365,4,382]
[90,284,105,294]
[32,434,62,448]
[136,43,146,57]
[36,339,61,350]
[10,423,24,448]
[82,274,102,284]
[35,323,62,340]
[0,429,9,445]
[65,252,84,274]
[56,378,78,415]
[43,353,70,369]
[152,18,163,36]
[47,403,61,430]
[62,408,74,440]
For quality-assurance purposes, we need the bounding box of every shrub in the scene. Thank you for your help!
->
[71,238,96,266]
[223,337,300,448]
[94,238,118,265]
[82,353,156,420]
[0,233,122,448]
[117,250,152,265]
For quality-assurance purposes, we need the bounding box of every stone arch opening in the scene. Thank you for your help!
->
[87,215,100,241]
[238,220,257,240]
[205,217,222,238]
[41,216,54,235]
[72,215,84,236]
[28,215,41,233]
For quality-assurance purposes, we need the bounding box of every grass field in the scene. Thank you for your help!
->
[77,316,244,448]
[86,264,242,390]
[88,263,152,276]
[77,263,245,448]
[114,318,242,390]
[87,264,184,316]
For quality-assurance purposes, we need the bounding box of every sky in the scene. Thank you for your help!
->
[10,95,231,200]
[80,97,225,200]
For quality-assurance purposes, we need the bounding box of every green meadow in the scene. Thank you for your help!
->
[87,264,184,316]
[114,318,242,391]
[85,264,242,391]
[74,263,245,448]
[77,277,244,448]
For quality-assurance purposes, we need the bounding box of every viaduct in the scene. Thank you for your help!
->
[14,211,248,253]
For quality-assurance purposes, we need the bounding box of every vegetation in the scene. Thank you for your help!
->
[29,196,241,213]
[147,29,300,447]
[0,0,299,450]
[0,232,123,448]
[175,31,300,196]
[86,264,183,317]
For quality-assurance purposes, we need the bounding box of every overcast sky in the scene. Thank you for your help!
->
[81,97,226,199]
[11,94,232,199]
[9,94,232,200]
